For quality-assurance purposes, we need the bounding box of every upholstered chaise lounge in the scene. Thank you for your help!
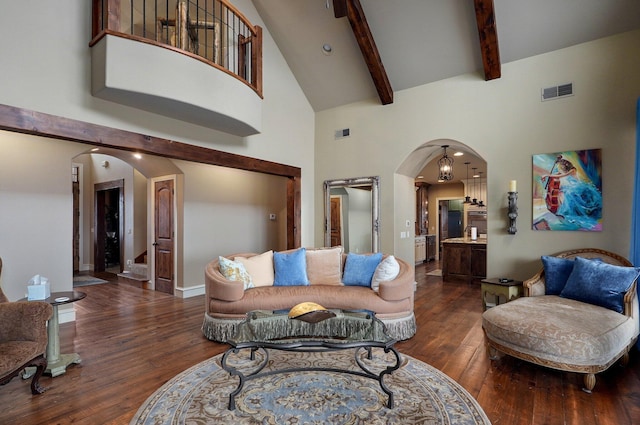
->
[482,248,639,392]
[202,247,416,342]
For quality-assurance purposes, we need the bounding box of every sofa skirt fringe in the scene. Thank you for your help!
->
[380,313,416,341]
[202,313,242,342]
[202,311,416,342]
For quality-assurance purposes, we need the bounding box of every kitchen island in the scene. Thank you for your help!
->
[441,237,487,284]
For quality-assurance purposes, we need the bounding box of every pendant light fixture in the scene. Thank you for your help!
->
[463,162,471,203]
[477,171,485,207]
[437,145,454,182]
[471,167,478,205]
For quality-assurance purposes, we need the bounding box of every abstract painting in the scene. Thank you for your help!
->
[532,149,602,231]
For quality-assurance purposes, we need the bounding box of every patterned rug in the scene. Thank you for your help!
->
[72,275,108,287]
[131,349,491,425]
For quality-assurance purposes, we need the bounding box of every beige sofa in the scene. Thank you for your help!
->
[202,248,416,342]
[482,248,639,392]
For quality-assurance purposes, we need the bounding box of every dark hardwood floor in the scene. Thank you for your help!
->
[2,262,640,424]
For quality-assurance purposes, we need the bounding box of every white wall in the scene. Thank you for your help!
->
[0,2,315,307]
[316,30,640,279]
[0,133,85,302]
[176,160,288,289]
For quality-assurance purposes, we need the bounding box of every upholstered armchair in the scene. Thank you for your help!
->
[0,258,53,394]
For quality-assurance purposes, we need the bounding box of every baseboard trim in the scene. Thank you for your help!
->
[175,284,205,298]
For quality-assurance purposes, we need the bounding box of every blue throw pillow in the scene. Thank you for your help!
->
[541,255,575,295]
[273,248,310,286]
[541,256,603,295]
[342,253,383,287]
[559,256,640,313]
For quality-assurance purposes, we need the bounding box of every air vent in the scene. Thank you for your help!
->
[334,128,350,139]
[541,83,573,101]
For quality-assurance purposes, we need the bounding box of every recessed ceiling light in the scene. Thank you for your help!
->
[91,148,99,152]
[454,151,464,156]
[322,43,333,55]
[133,153,142,159]
[417,175,424,179]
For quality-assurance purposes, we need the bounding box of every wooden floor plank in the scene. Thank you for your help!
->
[1,262,639,424]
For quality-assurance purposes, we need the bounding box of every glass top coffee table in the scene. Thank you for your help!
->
[221,309,401,410]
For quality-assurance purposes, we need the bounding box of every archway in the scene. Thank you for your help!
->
[396,139,487,265]
[72,148,183,291]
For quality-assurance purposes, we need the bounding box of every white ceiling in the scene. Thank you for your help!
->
[251,0,640,185]
[252,0,640,112]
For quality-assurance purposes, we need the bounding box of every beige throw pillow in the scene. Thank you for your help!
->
[306,246,343,285]
[235,250,274,287]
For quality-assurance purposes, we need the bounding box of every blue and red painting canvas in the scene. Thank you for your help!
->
[532,149,602,231]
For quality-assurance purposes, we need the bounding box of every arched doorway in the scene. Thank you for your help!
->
[396,139,487,266]
[72,148,183,293]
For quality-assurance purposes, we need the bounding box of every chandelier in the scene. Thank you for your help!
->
[471,167,478,205]
[437,145,454,182]
[463,161,471,203]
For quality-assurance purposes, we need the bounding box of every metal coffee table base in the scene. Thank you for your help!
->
[222,341,401,411]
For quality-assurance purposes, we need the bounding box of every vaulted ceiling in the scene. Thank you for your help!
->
[252,0,640,112]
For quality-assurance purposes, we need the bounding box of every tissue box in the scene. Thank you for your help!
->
[27,282,50,300]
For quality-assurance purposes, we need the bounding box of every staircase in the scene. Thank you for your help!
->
[118,262,150,289]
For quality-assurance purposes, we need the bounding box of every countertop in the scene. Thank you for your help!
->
[442,237,487,245]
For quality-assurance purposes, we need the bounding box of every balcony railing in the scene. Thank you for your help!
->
[91,0,262,97]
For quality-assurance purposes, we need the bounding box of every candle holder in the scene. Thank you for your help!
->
[507,191,518,234]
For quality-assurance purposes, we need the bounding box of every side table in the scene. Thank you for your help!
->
[480,278,523,311]
[23,291,86,377]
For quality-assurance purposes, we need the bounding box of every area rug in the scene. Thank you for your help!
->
[131,349,491,425]
[426,269,443,277]
[72,275,108,287]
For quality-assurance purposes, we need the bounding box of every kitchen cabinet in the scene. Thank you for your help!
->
[442,238,487,283]
[470,245,487,280]
[415,183,429,236]
[415,236,426,263]
[426,235,436,261]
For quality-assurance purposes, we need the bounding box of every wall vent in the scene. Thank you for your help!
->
[334,128,350,139]
[541,83,573,101]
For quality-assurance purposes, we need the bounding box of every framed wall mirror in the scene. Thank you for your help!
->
[324,176,380,253]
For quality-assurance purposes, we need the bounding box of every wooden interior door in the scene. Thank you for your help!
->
[154,179,174,295]
[72,176,80,273]
[330,197,342,247]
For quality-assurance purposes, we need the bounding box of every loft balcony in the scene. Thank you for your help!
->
[90,0,263,136]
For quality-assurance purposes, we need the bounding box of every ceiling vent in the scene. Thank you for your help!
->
[334,128,350,140]
[541,83,573,101]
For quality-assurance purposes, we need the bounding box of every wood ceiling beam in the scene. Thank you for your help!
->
[473,0,501,80]
[332,0,347,18]
[0,103,302,248]
[333,0,393,105]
